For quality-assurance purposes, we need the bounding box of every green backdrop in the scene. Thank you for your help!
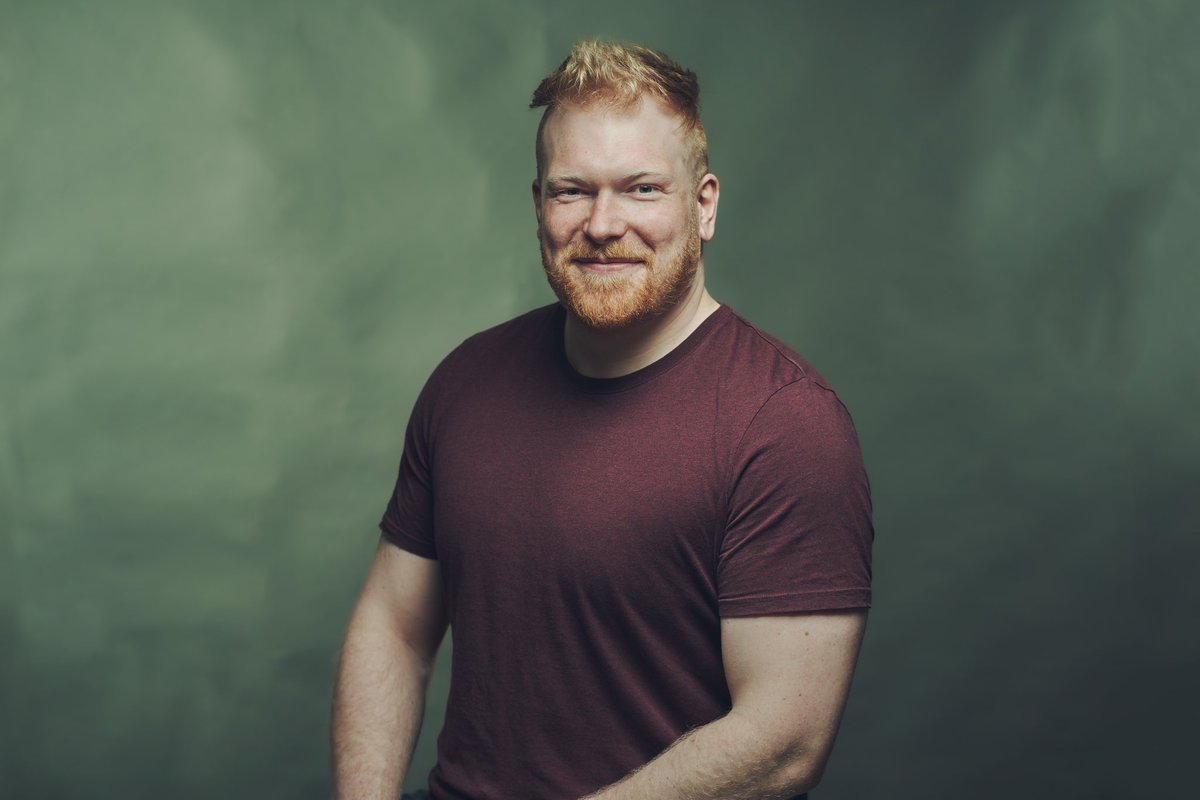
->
[2,1,1196,798]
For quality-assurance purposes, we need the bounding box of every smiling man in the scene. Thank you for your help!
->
[332,40,874,800]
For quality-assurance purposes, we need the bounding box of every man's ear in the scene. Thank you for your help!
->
[532,178,543,226]
[696,173,720,242]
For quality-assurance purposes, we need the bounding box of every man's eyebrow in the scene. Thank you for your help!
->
[623,172,672,183]
[545,172,674,185]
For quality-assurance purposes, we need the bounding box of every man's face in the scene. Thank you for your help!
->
[533,97,715,330]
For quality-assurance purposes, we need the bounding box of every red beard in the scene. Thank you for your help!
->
[540,217,701,330]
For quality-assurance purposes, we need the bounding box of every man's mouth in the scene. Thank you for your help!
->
[575,258,644,271]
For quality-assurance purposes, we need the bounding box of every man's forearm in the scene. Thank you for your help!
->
[331,604,433,800]
[579,710,812,800]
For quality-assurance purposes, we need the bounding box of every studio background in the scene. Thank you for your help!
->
[2,1,1196,798]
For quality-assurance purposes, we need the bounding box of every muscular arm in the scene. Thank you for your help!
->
[331,538,448,800]
[580,609,867,800]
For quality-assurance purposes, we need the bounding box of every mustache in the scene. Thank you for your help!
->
[562,242,652,263]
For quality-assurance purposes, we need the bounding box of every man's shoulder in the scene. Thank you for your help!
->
[710,306,864,462]
[458,302,560,354]
[431,302,555,364]
[423,303,559,387]
[711,303,836,396]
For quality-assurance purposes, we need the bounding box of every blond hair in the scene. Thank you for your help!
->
[530,39,709,183]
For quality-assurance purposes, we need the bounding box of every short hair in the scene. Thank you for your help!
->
[530,39,709,184]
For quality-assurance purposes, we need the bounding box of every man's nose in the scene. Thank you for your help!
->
[583,192,627,243]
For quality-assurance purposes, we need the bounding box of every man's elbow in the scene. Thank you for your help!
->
[776,742,833,796]
[782,759,825,796]
[735,707,842,795]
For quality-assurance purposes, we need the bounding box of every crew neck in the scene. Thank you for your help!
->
[550,302,732,394]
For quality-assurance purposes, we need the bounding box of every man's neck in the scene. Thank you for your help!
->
[563,268,721,379]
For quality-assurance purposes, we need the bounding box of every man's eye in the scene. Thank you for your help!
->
[554,187,582,198]
[634,185,658,195]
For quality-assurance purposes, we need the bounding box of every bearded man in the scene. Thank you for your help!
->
[332,40,874,800]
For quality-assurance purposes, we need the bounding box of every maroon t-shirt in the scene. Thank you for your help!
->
[380,302,873,800]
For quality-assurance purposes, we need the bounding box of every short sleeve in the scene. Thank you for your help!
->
[718,378,874,617]
[378,347,466,560]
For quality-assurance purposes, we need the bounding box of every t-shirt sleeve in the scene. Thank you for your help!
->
[718,378,874,617]
[378,350,462,560]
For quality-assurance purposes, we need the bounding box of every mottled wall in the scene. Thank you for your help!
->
[1,1,1196,798]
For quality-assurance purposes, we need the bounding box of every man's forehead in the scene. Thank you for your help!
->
[541,96,691,175]
[543,94,688,136]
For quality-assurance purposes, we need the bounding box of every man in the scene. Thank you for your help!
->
[332,40,873,800]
